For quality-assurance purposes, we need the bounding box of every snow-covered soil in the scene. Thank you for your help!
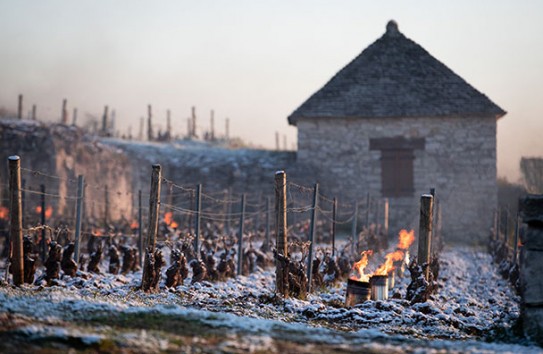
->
[0,247,541,353]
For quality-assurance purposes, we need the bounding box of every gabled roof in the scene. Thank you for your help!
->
[288,20,506,125]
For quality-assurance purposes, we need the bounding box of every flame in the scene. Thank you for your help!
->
[93,229,103,237]
[0,206,8,220]
[373,229,415,276]
[130,220,139,230]
[164,211,178,229]
[35,205,53,219]
[397,229,415,250]
[350,250,373,282]
[374,250,404,275]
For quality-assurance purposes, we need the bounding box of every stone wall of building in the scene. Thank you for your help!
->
[296,116,497,243]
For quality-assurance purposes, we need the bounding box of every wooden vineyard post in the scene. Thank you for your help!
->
[32,104,36,120]
[237,193,246,276]
[138,190,143,267]
[61,98,68,124]
[307,183,319,292]
[40,184,46,263]
[352,202,358,254]
[141,164,161,292]
[275,171,288,297]
[74,175,85,263]
[194,184,202,258]
[418,194,434,280]
[264,196,271,252]
[17,94,23,119]
[147,104,153,141]
[332,197,337,258]
[8,156,24,286]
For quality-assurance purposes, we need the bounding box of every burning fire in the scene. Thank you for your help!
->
[350,250,373,282]
[350,229,416,281]
[0,206,8,220]
[164,211,179,229]
[35,205,53,219]
[374,229,415,276]
[130,220,139,230]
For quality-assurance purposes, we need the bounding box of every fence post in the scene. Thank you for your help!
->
[8,156,24,286]
[74,175,85,263]
[418,194,433,280]
[141,164,161,291]
[264,196,271,252]
[275,171,288,297]
[194,184,202,257]
[497,208,502,241]
[61,98,68,124]
[138,190,143,267]
[237,193,246,276]
[307,183,319,292]
[332,197,337,258]
[17,94,23,119]
[40,184,46,263]
[32,104,36,120]
[352,202,358,254]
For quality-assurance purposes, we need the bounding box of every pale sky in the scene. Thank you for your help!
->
[1,1,542,182]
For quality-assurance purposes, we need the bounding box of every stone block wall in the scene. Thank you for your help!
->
[519,195,543,345]
[0,119,133,223]
[296,116,497,243]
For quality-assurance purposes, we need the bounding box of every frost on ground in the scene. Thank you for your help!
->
[0,247,541,353]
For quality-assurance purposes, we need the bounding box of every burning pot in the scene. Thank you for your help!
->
[345,278,371,306]
[370,275,388,301]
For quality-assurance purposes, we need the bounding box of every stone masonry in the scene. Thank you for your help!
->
[296,116,497,244]
[519,195,543,345]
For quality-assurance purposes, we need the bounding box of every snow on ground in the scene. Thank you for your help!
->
[0,247,541,353]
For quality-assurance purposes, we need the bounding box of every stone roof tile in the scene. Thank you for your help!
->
[288,20,506,125]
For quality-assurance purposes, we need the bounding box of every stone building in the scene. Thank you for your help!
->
[288,20,506,243]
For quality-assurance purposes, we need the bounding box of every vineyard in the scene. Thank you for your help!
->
[0,153,540,353]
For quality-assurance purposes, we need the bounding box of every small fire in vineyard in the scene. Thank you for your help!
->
[0,206,8,220]
[130,220,139,230]
[350,250,373,282]
[374,229,415,276]
[35,205,53,219]
[164,211,178,229]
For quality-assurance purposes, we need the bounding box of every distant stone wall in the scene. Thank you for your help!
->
[102,139,304,199]
[296,116,497,243]
[0,119,133,224]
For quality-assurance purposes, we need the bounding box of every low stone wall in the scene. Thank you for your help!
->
[519,195,543,345]
[0,119,133,223]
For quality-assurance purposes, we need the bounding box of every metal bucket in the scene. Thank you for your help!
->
[345,278,371,306]
[370,275,389,301]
